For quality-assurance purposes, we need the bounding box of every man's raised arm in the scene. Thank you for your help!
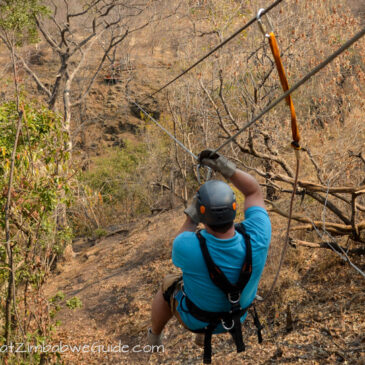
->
[229,169,265,211]
[199,149,265,211]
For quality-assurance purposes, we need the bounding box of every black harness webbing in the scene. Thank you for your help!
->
[182,223,263,364]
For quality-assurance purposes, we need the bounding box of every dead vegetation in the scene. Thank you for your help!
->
[44,209,365,364]
[46,1,364,362]
[1,0,364,364]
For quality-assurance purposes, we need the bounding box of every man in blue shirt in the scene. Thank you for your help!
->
[148,150,271,352]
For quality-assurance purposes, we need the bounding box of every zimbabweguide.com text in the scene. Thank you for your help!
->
[0,342,164,354]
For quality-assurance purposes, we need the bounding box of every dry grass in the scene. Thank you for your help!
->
[1,0,363,363]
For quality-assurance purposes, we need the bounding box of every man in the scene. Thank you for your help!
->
[148,150,271,361]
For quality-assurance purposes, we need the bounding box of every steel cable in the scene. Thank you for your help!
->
[131,100,198,160]
[145,0,285,100]
[212,26,365,154]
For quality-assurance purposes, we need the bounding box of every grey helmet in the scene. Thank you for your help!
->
[196,180,237,226]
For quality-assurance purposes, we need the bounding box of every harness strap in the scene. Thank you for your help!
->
[196,223,252,297]
[203,324,215,364]
[230,309,245,353]
[197,231,237,294]
[183,277,251,363]
[182,225,256,363]
[183,292,250,325]
[235,223,253,288]
[250,304,263,343]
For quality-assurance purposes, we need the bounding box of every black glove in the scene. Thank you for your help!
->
[198,149,236,179]
[184,195,200,224]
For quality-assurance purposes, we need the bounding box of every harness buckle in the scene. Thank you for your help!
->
[228,292,241,304]
[221,318,235,331]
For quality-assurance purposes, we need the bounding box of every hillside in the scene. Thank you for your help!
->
[0,0,364,364]
[43,0,365,362]
[45,210,364,364]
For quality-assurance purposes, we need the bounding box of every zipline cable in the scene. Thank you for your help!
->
[131,27,364,183]
[146,0,284,100]
[131,100,198,160]
[132,27,364,162]
[212,26,365,155]
[131,100,213,182]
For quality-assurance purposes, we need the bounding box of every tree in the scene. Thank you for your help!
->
[0,101,72,363]
[12,0,160,149]
[158,0,365,267]
[0,3,73,362]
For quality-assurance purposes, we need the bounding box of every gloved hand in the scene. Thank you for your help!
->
[198,149,236,179]
[184,195,200,224]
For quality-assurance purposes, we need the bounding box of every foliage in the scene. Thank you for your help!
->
[0,0,48,45]
[66,297,83,310]
[0,101,73,363]
[73,141,151,233]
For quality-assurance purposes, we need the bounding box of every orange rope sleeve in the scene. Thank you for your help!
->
[268,31,301,148]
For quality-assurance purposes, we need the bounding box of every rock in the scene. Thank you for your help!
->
[118,121,139,133]
[104,125,119,134]
[63,244,76,262]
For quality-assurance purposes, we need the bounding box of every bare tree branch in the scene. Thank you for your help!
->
[15,55,51,98]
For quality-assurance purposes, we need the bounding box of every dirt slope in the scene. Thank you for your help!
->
[43,1,365,363]
[45,208,364,364]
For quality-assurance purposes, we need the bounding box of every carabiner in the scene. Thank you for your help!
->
[206,166,212,181]
[228,292,241,304]
[221,318,235,331]
[197,164,212,185]
[256,8,274,38]
[197,164,201,185]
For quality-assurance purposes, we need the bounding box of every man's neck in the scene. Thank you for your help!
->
[205,224,235,239]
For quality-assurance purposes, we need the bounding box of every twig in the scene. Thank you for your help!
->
[4,42,26,345]
[289,238,365,255]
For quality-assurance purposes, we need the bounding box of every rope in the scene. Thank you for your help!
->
[212,26,365,154]
[258,19,302,298]
[265,149,300,299]
[146,0,284,100]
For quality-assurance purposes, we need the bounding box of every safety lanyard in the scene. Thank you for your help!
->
[257,9,301,150]
[256,9,302,298]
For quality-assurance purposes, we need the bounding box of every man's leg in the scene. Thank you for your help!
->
[151,288,173,335]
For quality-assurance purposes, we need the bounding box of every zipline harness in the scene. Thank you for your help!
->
[180,223,262,364]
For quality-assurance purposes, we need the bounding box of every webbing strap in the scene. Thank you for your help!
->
[252,304,263,343]
[184,293,249,364]
[234,223,253,287]
[196,225,252,296]
[263,30,302,298]
[267,31,301,149]
[197,231,236,293]
[203,325,216,364]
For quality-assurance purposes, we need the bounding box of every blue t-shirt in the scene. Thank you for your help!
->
[172,206,271,332]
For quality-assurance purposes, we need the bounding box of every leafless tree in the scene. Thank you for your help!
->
[164,0,365,262]
[9,0,161,149]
